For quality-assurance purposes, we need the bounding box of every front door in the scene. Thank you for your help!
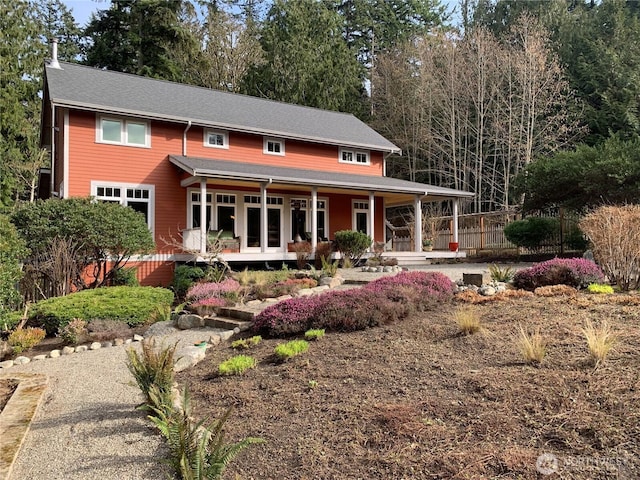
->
[245,200,283,249]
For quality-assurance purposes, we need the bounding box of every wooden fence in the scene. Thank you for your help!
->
[391,211,584,255]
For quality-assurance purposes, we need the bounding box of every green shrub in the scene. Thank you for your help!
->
[0,215,28,329]
[11,197,154,289]
[30,286,174,334]
[565,225,589,251]
[587,283,614,295]
[504,217,559,250]
[1,311,22,333]
[231,336,262,349]
[171,264,205,299]
[8,327,46,354]
[304,329,325,341]
[274,340,309,360]
[218,355,257,375]
[334,230,371,265]
[111,266,140,286]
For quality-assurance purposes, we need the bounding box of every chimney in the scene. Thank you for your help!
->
[48,38,61,69]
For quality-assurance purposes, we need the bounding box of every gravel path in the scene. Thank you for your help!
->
[338,262,533,283]
[7,326,227,480]
[8,344,170,480]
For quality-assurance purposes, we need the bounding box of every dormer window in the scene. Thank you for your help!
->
[264,137,285,156]
[339,148,369,165]
[97,115,150,147]
[204,130,229,149]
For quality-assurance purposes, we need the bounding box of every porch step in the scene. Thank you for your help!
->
[205,316,253,332]
[216,306,259,322]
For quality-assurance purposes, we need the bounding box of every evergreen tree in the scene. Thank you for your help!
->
[242,0,366,116]
[84,0,194,80]
[0,0,46,208]
[35,0,83,61]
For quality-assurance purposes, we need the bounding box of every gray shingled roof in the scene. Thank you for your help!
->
[169,155,474,200]
[45,62,400,153]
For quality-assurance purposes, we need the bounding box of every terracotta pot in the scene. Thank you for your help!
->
[448,242,459,252]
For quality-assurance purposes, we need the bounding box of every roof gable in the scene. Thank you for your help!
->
[44,62,400,153]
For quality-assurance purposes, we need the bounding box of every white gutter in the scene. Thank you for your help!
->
[182,120,192,155]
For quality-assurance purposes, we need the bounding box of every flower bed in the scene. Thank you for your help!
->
[254,271,455,336]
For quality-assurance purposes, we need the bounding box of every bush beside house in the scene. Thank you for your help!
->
[29,286,174,334]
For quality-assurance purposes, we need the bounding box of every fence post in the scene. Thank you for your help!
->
[559,208,565,255]
[480,216,485,249]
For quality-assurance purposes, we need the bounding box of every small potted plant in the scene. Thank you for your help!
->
[422,238,433,252]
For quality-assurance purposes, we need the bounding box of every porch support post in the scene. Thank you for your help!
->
[369,192,375,244]
[260,182,268,253]
[199,178,207,254]
[453,198,460,244]
[311,187,318,251]
[414,195,422,252]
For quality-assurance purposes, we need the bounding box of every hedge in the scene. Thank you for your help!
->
[29,286,174,334]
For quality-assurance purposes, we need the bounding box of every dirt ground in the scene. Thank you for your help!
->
[178,292,640,480]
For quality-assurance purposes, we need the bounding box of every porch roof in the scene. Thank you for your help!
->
[169,155,474,203]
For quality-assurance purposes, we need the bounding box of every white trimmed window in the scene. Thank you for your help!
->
[92,181,155,232]
[204,130,229,149]
[188,191,213,230]
[263,137,285,156]
[97,116,150,147]
[339,148,370,165]
[352,200,369,234]
[215,193,236,234]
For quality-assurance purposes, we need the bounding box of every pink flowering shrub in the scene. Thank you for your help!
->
[310,289,399,331]
[254,271,456,337]
[186,278,241,303]
[191,297,227,308]
[364,271,456,306]
[253,296,320,336]
[513,258,605,291]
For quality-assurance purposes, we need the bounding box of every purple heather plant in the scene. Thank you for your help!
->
[253,271,456,337]
[191,297,227,308]
[513,257,605,291]
[253,296,320,336]
[186,278,241,303]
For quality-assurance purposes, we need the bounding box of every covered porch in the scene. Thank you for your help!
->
[170,155,474,263]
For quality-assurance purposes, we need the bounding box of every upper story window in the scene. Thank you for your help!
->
[204,130,229,149]
[339,148,370,165]
[263,137,285,156]
[97,115,150,147]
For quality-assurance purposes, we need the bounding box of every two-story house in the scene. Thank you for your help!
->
[40,47,473,286]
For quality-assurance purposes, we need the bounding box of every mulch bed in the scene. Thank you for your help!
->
[178,293,640,479]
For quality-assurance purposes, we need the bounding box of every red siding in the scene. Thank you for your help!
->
[188,128,384,175]
[67,111,186,254]
[63,110,389,285]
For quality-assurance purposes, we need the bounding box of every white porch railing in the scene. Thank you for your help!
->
[182,228,201,251]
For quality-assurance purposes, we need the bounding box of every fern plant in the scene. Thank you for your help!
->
[148,388,264,480]
[126,338,177,408]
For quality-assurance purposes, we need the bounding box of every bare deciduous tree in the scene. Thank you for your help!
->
[373,14,582,214]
